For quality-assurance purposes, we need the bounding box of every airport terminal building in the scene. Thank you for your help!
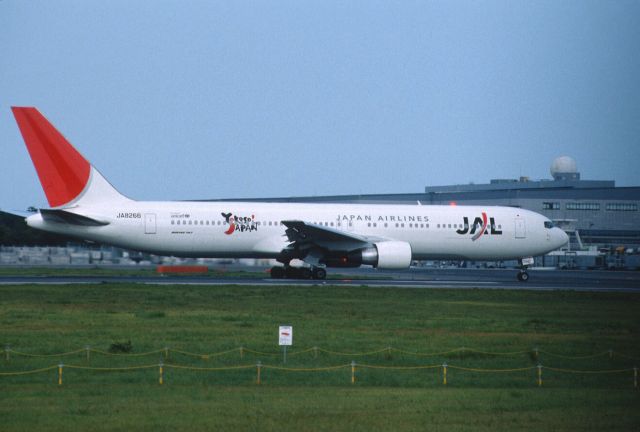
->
[243,157,640,257]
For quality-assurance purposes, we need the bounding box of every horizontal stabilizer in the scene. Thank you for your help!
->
[0,209,34,219]
[40,209,109,226]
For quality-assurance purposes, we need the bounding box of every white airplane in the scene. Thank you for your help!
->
[11,107,568,281]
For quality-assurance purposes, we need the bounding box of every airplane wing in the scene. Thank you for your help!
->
[280,220,387,265]
[282,220,371,244]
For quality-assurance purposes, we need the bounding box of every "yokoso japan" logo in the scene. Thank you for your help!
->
[221,212,258,235]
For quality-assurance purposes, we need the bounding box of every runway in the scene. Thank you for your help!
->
[1,268,639,293]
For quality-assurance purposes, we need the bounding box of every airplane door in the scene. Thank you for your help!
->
[145,213,157,234]
[515,218,526,239]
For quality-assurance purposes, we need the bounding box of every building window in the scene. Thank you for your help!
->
[566,202,600,211]
[542,202,560,210]
[606,203,638,211]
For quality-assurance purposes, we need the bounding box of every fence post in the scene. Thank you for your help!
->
[58,363,63,386]
[442,363,448,386]
[256,361,262,385]
[537,364,543,387]
[609,349,613,359]
[314,346,318,359]
[4,345,9,362]
[386,346,392,360]
[164,347,169,360]
[240,346,244,360]
[634,367,637,389]
[534,347,539,360]
[85,345,91,362]
[351,361,356,384]
[159,362,164,385]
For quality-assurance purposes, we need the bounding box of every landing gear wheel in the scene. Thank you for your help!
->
[312,267,327,280]
[517,271,529,282]
[270,266,285,279]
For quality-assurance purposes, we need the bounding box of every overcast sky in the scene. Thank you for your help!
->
[1,1,639,210]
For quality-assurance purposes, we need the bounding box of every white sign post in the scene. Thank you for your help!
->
[279,325,292,363]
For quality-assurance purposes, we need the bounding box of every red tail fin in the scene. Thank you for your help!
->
[12,107,91,208]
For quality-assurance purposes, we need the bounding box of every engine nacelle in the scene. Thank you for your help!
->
[349,241,412,269]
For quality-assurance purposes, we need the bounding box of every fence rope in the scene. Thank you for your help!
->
[392,348,464,357]
[64,364,158,371]
[316,348,390,356]
[164,363,255,371]
[543,366,634,374]
[447,365,537,373]
[3,346,639,361]
[614,352,640,361]
[8,349,85,358]
[88,348,165,357]
[537,350,611,360]
[357,363,441,370]
[459,348,532,356]
[262,364,350,372]
[0,365,57,376]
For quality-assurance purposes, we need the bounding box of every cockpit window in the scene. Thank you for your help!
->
[544,221,554,229]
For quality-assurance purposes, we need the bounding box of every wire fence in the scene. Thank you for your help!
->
[2,345,638,387]
[3,345,639,361]
[0,360,637,389]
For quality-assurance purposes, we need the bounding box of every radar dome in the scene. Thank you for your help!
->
[550,156,577,176]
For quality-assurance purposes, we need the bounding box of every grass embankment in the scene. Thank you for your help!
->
[1,283,639,431]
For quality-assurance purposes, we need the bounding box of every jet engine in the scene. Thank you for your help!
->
[324,241,412,269]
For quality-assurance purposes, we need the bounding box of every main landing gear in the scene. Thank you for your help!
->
[270,266,327,280]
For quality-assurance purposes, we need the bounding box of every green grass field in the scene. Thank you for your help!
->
[1,283,639,431]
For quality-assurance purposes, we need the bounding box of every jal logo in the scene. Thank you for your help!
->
[221,212,258,235]
[455,212,502,241]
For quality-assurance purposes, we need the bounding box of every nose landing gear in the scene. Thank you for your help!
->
[517,257,534,282]
[517,270,529,282]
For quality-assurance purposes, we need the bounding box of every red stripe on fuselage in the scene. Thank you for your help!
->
[12,107,90,208]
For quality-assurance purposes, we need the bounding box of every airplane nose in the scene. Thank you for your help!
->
[555,228,569,248]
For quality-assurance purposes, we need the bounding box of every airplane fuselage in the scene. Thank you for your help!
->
[27,201,566,261]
